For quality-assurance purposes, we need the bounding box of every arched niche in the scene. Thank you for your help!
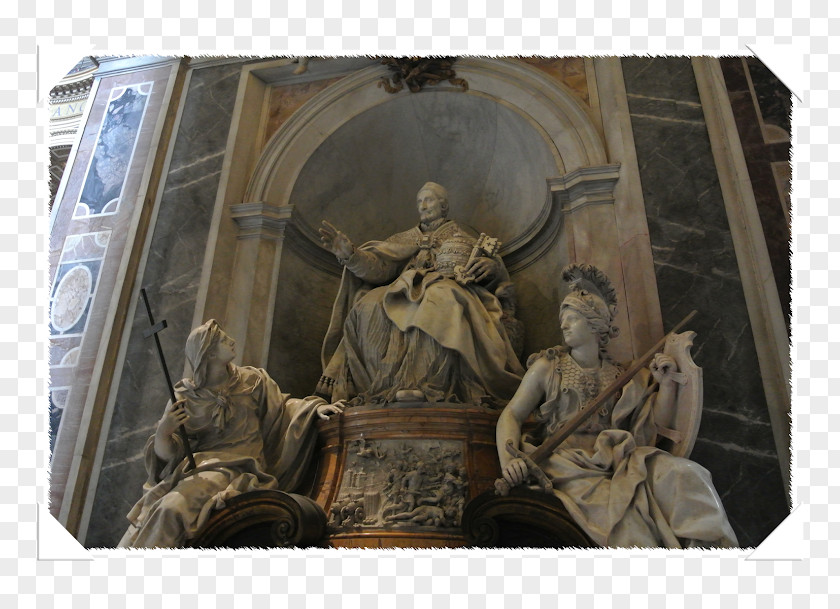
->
[246,58,607,212]
[286,89,561,254]
[218,58,644,397]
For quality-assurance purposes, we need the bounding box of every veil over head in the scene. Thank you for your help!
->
[184,319,224,389]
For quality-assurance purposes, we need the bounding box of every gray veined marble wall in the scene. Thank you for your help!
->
[84,61,245,547]
[621,57,789,547]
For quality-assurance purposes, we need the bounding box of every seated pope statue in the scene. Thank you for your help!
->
[317,182,526,406]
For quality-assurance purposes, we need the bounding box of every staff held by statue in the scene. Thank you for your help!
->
[140,288,197,471]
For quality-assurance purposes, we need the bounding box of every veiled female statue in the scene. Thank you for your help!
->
[318,182,525,406]
[496,265,738,548]
[118,319,343,548]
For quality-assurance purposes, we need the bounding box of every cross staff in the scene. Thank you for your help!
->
[495,310,698,496]
[140,288,197,471]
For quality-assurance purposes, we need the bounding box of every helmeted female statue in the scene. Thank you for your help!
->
[496,265,738,548]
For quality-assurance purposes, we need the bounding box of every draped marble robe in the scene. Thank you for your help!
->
[319,220,525,406]
[118,366,327,548]
[519,347,739,548]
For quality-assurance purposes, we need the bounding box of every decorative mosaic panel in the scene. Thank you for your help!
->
[48,231,111,454]
[49,231,111,337]
[74,82,153,218]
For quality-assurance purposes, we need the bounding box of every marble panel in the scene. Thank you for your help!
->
[48,63,178,521]
[621,56,788,548]
[85,458,153,549]
[263,76,344,146]
[690,435,790,547]
[519,57,589,106]
[268,242,343,399]
[49,232,110,338]
[621,57,702,104]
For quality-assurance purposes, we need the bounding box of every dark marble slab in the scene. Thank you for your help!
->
[691,437,790,547]
[268,242,343,399]
[746,58,792,135]
[85,62,245,548]
[621,56,703,104]
[622,56,789,548]
[720,57,792,326]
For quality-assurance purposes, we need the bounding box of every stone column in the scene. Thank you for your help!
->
[591,57,666,360]
[226,202,298,367]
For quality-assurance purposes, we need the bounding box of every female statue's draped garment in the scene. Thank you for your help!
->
[521,347,739,548]
[319,220,525,405]
[118,365,327,548]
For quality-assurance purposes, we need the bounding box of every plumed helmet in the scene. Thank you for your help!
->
[559,264,620,346]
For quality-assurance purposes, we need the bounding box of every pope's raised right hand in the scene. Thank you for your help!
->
[319,221,354,260]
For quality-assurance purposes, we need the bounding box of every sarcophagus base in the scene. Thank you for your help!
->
[311,402,501,549]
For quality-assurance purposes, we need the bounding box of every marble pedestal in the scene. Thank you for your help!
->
[312,403,502,549]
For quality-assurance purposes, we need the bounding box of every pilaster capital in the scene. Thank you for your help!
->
[230,201,296,241]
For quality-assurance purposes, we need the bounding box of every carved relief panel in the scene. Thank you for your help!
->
[328,438,468,532]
